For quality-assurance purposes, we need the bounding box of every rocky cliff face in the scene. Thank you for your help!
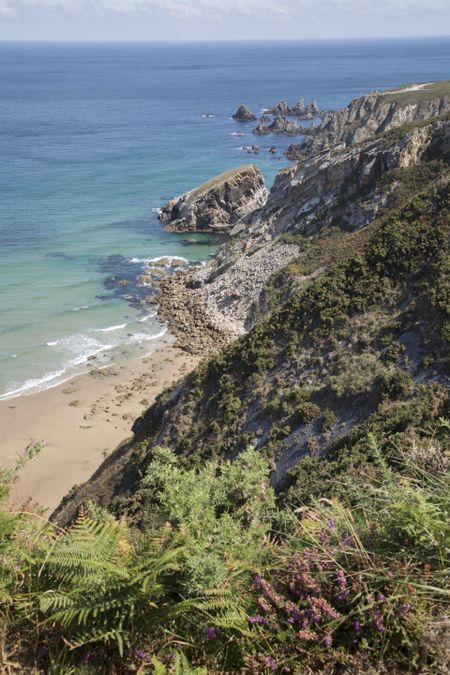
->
[55,178,450,526]
[159,118,450,343]
[159,165,267,233]
[53,84,450,527]
[287,81,450,160]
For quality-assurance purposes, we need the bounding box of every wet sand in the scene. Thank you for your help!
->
[0,334,199,512]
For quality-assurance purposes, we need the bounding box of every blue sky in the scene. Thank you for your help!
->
[0,1,449,41]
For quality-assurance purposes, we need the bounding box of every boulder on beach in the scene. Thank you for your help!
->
[232,104,257,121]
[159,165,267,233]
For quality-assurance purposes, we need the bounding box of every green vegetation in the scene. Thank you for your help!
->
[1,434,449,672]
[56,174,449,539]
[382,80,450,105]
[3,110,450,672]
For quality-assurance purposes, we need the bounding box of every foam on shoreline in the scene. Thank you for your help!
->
[1,315,167,401]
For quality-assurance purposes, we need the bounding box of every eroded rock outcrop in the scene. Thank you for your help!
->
[287,81,450,160]
[159,165,268,233]
[266,99,290,115]
[232,104,257,121]
[156,117,450,344]
[265,98,320,119]
[268,115,302,136]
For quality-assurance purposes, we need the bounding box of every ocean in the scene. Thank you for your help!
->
[1,37,449,399]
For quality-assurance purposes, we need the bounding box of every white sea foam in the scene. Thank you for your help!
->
[129,255,188,267]
[45,333,114,364]
[71,305,89,312]
[138,311,157,322]
[151,207,162,214]
[127,327,167,344]
[96,323,127,333]
[2,321,167,400]
[0,369,68,401]
[69,343,114,366]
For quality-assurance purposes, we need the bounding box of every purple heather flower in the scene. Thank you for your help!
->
[262,655,278,672]
[259,596,273,613]
[260,579,284,608]
[397,602,411,617]
[252,573,262,588]
[373,609,385,633]
[354,619,361,634]
[318,529,330,546]
[135,649,151,664]
[386,570,393,578]
[340,529,353,547]
[327,518,335,530]
[205,626,218,640]
[285,601,302,621]
[310,596,341,620]
[323,630,333,647]
[335,569,349,600]
[248,614,268,625]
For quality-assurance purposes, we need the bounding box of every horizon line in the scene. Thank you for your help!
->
[1,34,450,45]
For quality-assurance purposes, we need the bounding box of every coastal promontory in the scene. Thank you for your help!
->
[159,164,267,233]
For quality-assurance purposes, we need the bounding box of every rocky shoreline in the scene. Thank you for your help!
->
[151,268,231,355]
[141,81,450,357]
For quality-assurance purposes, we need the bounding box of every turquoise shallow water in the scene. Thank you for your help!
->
[1,38,450,398]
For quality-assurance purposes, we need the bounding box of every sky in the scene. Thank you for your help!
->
[0,0,449,42]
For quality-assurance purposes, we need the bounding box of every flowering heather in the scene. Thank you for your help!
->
[335,569,349,600]
[205,626,218,640]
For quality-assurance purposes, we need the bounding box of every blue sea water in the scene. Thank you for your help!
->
[1,38,450,398]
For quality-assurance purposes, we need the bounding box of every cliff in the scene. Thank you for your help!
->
[54,83,450,528]
[155,116,450,345]
[159,165,267,233]
[55,172,450,526]
[287,80,450,160]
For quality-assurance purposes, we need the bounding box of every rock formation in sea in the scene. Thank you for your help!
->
[265,98,320,119]
[232,104,257,121]
[268,115,302,135]
[253,115,303,136]
[159,164,268,233]
[252,121,270,135]
[265,99,290,115]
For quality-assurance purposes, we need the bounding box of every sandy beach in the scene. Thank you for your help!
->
[0,334,199,512]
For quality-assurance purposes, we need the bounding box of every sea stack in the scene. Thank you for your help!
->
[232,104,257,121]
